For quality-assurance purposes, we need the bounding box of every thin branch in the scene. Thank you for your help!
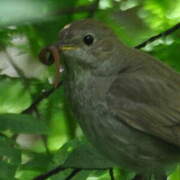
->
[65,169,81,180]
[33,166,107,180]
[33,165,66,180]
[135,22,180,49]
[22,81,63,114]
[109,168,115,180]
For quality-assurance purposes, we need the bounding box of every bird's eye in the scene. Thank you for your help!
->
[83,34,94,46]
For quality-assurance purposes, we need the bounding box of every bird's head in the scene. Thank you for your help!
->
[39,19,127,86]
[58,19,120,71]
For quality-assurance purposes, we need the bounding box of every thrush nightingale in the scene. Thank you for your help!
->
[40,19,180,180]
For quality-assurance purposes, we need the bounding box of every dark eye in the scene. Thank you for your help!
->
[83,34,94,46]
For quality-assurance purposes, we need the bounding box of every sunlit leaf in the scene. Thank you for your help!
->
[0,76,31,113]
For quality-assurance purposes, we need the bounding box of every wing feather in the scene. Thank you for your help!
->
[107,72,180,147]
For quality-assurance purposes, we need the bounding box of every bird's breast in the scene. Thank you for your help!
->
[64,73,114,131]
[64,74,180,173]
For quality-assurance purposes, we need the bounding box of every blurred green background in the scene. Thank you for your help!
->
[0,0,179,179]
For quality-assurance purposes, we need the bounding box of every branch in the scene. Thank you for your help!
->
[135,22,180,49]
[33,165,66,180]
[22,81,63,114]
[65,169,81,180]
[33,165,107,180]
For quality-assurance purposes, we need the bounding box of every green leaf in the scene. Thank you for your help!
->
[142,0,179,30]
[0,161,16,180]
[71,170,92,180]
[53,138,115,169]
[0,114,48,134]
[52,170,92,180]
[63,142,115,169]
[21,153,53,171]
[0,76,31,113]
[0,136,21,165]
[169,165,180,180]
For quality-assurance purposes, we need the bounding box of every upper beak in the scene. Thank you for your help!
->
[59,45,78,51]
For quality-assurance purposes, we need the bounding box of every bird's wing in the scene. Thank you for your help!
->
[107,71,180,147]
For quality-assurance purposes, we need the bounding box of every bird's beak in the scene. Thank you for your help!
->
[59,45,78,51]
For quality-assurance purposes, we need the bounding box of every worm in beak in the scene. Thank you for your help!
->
[39,45,62,88]
[39,44,77,87]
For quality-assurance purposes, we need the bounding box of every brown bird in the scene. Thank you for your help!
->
[40,19,180,180]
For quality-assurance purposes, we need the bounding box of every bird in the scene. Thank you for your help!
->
[40,19,180,180]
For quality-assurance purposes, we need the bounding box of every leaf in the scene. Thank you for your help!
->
[0,136,21,165]
[21,153,53,171]
[71,170,92,180]
[53,138,115,169]
[52,170,92,180]
[0,76,31,113]
[0,114,48,134]
[169,165,180,180]
[50,169,73,180]
[0,0,47,27]
[63,142,115,169]
[53,139,81,166]
[0,161,16,180]
[142,0,179,30]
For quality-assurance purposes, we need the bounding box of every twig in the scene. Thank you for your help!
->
[22,81,63,114]
[135,22,180,49]
[109,168,115,180]
[65,169,81,180]
[33,166,107,180]
[33,165,66,180]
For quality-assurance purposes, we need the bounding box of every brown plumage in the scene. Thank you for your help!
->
[40,19,180,180]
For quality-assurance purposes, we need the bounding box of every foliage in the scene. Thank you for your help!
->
[0,0,179,179]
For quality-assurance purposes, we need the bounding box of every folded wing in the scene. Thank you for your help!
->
[107,70,180,147]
